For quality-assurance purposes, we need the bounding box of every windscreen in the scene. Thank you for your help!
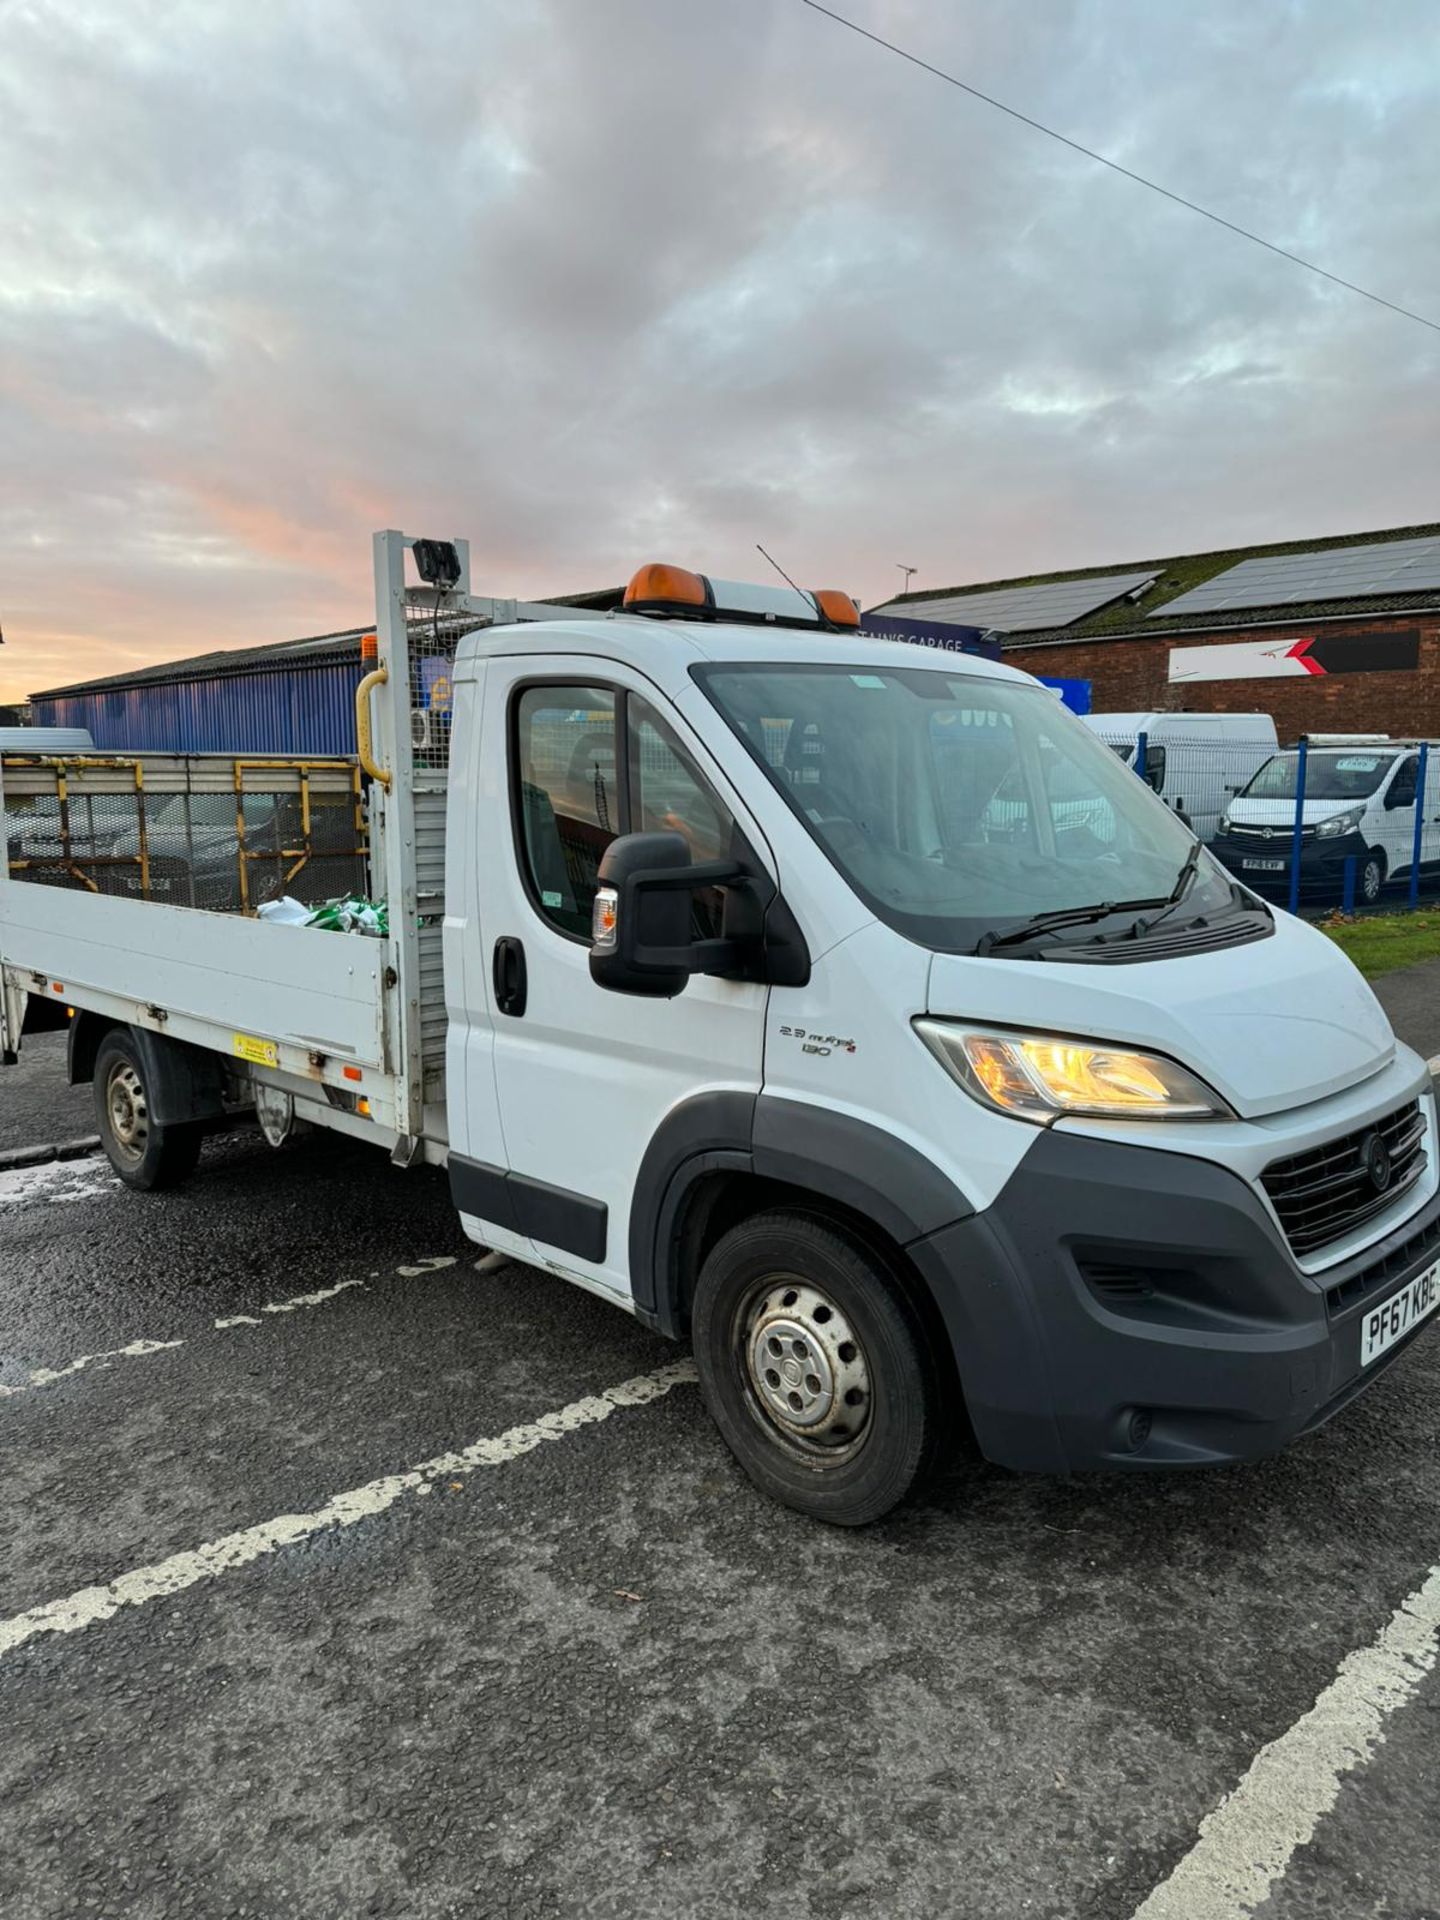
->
[698,664,1208,952]
[1242,751,1394,802]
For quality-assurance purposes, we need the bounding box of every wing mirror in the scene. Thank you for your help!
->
[588,830,810,998]
[589,831,745,998]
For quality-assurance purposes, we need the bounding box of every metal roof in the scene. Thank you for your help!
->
[30,628,373,701]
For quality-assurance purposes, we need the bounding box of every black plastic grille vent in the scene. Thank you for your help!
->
[1048,915,1271,966]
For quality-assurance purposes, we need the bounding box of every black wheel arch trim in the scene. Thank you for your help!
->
[630,1090,976,1334]
[79,1019,226,1127]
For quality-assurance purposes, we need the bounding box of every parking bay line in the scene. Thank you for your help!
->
[0,1257,460,1399]
[0,1360,698,1660]
[1131,1561,1440,1919]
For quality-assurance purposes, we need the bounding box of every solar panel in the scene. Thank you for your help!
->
[870,570,1158,633]
[1150,536,1440,620]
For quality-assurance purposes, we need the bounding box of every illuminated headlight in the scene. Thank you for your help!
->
[1316,807,1363,839]
[913,1020,1229,1124]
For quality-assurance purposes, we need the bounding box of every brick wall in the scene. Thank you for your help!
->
[1008,615,1440,740]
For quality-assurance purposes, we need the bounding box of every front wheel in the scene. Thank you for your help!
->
[93,1031,202,1191]
[1358,850,1386,906]
[691,1210,942,1526]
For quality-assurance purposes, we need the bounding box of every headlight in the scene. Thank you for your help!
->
[1218,809,1233,834]
[913,1020,1229,1124]
[1316,807,1363,839]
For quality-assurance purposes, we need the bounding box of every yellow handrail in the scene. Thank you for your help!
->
[355,666,391,790]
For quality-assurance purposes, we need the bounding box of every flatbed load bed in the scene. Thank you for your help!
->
[0,533,574,1163]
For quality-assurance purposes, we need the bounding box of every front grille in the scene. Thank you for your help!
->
[1227,822,1314,842]
[1262,1100,1427,1258]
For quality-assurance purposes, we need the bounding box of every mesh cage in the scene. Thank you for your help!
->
[406,597,488,775]
[3,756,367,915]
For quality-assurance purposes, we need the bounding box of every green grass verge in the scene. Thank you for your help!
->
[1318,908,1440,980]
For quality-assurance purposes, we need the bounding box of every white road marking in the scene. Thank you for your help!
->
[0,1359,697,1658]
[1131,1562,1440,1919]
[217,1277,368,1327]
[1,1261,461,1399]
[0,1339,184,1399]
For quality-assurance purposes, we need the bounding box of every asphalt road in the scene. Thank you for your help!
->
[1,979,1438,1920]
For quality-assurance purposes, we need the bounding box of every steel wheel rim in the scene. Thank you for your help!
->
[105,1061,149,1165]
[737,1277,872,1463]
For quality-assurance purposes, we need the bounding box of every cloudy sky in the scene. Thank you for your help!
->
[2,0,1438,702]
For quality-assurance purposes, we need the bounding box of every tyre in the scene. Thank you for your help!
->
[93,1031,203,1191]
[1359,850,1386,906]
[690,1209,942,1526]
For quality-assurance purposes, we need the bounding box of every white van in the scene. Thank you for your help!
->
[1084,712,1278,844]
[1214,740,1434,905]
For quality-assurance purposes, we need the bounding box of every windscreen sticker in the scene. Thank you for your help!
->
[541,890,563,908]
[1336,756,1381,771]
[849,674,887,689]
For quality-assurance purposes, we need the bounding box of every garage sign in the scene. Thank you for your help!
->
[1169,630,1420,683]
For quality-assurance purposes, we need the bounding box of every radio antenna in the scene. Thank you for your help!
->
[756,543,816,618]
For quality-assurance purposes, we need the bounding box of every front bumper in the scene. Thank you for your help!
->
[1213,827,1370,897]
[910,1122,1440,1473]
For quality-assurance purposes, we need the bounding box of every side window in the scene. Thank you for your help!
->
[1389,755,1420,809]
[630,697,734,937]
[514,686,620,937]
[630,698,732,863]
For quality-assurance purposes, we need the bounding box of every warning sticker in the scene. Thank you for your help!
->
[233,1032,279,1069]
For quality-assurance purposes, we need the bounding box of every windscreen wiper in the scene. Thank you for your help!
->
[976,894,1170,956]
[1129,839,1203,935]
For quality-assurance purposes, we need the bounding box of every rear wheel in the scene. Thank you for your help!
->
[691,1210,941,1526]
[93,1031,202,1191]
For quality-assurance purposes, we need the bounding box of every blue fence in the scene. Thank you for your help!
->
[1112,729,1440,918]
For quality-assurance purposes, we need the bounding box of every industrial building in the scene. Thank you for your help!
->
[870,522,1440,737]
[28,630,373,756]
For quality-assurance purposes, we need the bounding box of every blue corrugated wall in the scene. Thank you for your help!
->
[30,658,366,756]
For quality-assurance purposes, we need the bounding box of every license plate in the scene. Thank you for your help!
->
[1360,1262,1440,1366]
[1243,858,1286,872]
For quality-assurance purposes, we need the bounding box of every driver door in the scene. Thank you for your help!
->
[466,655,771,1301]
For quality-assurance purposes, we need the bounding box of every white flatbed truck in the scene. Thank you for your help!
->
[4,530,1438,1523]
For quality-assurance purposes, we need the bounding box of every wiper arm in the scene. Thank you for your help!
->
[1133,839,1203,934]
[977,894,1170,956]
[1165,838,1202,905]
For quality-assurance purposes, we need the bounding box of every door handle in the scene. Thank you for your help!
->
[493,936,528,1017]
